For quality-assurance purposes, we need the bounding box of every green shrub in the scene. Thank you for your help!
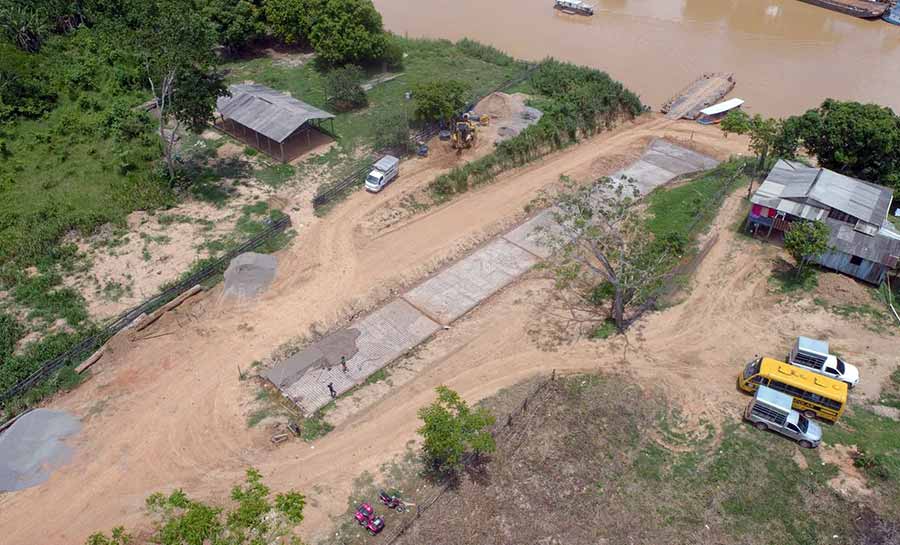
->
[372,108,410,152]
[456,38,518,67]
[0,312,23,357]
[325,65,368,112]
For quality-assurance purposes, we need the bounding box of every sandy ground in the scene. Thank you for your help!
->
[2,116,896,545]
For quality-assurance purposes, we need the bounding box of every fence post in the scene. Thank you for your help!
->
[551,369,556,381]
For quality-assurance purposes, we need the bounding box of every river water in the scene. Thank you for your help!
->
[375,0,900,116]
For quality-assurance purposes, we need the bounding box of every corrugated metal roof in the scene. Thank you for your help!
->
[827,219,900,266]
[217,83,334,143]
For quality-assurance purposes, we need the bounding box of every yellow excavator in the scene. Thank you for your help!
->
[450,113,478,152]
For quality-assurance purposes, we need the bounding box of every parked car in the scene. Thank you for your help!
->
[789,336,859,388]
[745,385,822,448]
[365,155,400,193]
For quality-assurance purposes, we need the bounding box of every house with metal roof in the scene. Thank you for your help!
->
[748,160,900,284]
[216,83,335,162]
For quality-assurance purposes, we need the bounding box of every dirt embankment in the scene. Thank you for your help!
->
[10,116,892,545]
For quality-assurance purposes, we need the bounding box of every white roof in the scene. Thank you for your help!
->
[699,98,744,116]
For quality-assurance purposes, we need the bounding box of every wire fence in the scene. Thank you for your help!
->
[381,370,558,545]
[312,66,537,210]
[0,216,292,407]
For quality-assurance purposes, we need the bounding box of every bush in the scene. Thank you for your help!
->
[456,38,518,67]
[0,311,22,358]
[413,79,470,123]
[307,0,386,66]
[381,33,404,69]
[325,65,367,112]
[372,108,410,152]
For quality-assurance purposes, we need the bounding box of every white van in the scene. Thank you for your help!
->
[788,336,860,388]
[365,155,400,193]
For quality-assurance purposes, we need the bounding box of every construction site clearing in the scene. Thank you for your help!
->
[1,115,898,545]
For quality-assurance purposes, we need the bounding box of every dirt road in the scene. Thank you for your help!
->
[0,116,770,544]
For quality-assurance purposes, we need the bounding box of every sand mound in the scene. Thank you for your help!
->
[475,92,516,119]
[473,92,544,143]
[223,252,278,299]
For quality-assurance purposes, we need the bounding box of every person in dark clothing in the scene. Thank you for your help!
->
[341,355,348,373]
[327,382,336,398]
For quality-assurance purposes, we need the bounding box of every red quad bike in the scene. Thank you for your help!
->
[365,515,386,535]
[378,490,408,513]
[353,503,374,525]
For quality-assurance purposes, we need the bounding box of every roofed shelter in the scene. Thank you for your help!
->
[216,83,335,162]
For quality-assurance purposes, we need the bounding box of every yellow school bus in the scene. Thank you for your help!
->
[738,357,848,423]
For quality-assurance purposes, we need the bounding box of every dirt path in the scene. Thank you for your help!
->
[0,116,760,545]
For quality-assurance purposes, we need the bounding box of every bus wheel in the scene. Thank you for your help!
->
[799,440,813,449]
[754,422,768,431]
[802,410,816,419]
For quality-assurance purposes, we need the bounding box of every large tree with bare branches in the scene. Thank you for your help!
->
[133,0,227,181]
[540,176,679,334]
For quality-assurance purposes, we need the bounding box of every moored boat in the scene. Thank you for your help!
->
[554,0,594,16]
[884,3,900,24]
[797,0,888,19]
[697,98,745,125]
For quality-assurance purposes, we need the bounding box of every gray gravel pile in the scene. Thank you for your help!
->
[223,252,278,299]
[0,409,81,492]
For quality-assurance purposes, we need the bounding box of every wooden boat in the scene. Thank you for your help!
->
[697,98,745,125]
[797,0,888,19]
[884,3,900,24]
[554,0,594,16]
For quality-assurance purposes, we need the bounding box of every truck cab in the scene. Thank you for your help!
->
[745,385,822,448]
[365,155,400,193]
[789,336,860,388]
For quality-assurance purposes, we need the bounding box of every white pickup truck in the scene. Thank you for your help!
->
[788,336,859,388]
[364,155,399,193]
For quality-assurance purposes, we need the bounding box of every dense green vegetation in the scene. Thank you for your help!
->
[429,59,644,198]
[723,99,900,197]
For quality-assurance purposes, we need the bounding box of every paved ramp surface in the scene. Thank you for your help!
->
[0,409,81,492]
[264,139,718,414]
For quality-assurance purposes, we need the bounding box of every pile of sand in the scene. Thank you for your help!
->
[472,92,544,143]
[223,252,278,299]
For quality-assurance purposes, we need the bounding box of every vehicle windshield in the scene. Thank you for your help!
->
[743,358,760,379]
[835,358,846,374]
[366,173,382,185]
[797,416,809,433]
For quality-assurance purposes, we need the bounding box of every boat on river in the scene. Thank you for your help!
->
[554,0,594,16]
[884,3,900,24]
[697,98,745,125]
[797,0,888,19]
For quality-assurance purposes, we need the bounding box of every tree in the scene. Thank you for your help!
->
[307,0,386,65]
[87,468,306,545]
[324,64,367,112]
[719,110,786,174]
[783,220,831,278]
[263,0,315,46]
[787,100,900,195]
[541,176,681,333]
[372,108,410,152]
[412,79,470,124]
[133,0,228,181]
[201,0,264,55]
[417,386,495,472]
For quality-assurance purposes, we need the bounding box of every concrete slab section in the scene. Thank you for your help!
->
[279,299,440,413]
[641,149,707,177]
[403,239,538,324]
[609,160,678,195]
[502,209,561,258]
[650,139,719,171]
[0,409,80,492]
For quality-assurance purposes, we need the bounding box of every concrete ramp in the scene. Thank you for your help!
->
[264,140,719,415]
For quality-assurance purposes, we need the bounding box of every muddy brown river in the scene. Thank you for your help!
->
[375,0,900,116]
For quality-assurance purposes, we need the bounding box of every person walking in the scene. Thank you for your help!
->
[341,355,348,373]
[327,382,336,398]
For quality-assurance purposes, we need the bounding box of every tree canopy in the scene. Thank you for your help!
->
[417,386,496,473]
[786,100,900,195]
[412,79,470,123]
[783,220,831,277]
[324,64,367,112]
[200,0,264,55]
